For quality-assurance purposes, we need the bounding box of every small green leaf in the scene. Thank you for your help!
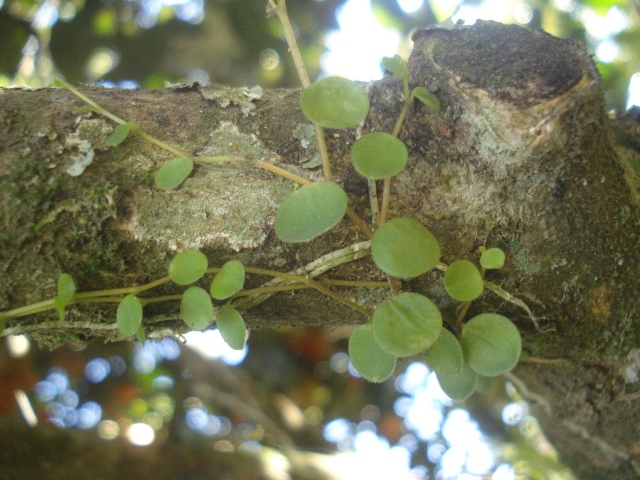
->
[274,182,348,243]
[480,248,505,269]
[349,324,397,382]
[371,217,440,279]
[54,273,76,319]
[216,305,247,350]
[105,122,132,147]
[444,260,484,301]
[300,76,369,129]
[351,132,408,179]
[371,293,442,357]
[180,286,214,330]
[381,55,409,79]
[436,361,477,401]
[424,328,463,378]
[154,157,194,190]
[136,324,146,344]
[210,260,245,300]
[117,294,143,338]
[169,249,208,285]
[412,86,440,110]
[460,313,522,376]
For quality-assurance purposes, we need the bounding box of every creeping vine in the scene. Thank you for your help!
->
[0,0,543,400]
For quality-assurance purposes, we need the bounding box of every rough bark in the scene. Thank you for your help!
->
[1,21,639,478]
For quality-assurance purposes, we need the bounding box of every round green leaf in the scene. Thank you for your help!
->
[444,260,484,301]
[216,305,247,350]
[351,132,408,180]
[480,248,505,270]
[274,182,348,243]
[169,249,208,285]
[349,324,397,382]
[180,286,214,330]
[436,361,477,401]
[210,260,245,300]
[424,328,463,378]
[155,157,194,190]
[300,76,369,129]
[54,273,76,313]
[381,55,409,79]
[117,294,143,338]
[371,293,442,357]
[371,217,440,279]
[460,313,522,376]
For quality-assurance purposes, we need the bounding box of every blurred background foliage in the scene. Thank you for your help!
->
[1,0,639,479]
[1,0,639,109]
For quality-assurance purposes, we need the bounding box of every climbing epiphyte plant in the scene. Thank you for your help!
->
[0,0,537,401]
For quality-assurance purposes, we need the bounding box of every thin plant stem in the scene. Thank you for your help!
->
[315,125,333,181]
[346,206,374,238]
[271,0,333,181]
[305,279,373,317]
[233,284,310,297]
[56,79,127,125]
[379,79,413,226]
[271,0,311,88]
[378,178,392,226]
[136,130,187,158]
[455,301,472,328]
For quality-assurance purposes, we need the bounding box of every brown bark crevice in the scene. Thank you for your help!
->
[1,21,639,479]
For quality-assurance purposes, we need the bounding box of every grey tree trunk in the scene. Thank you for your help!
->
[1,21,639,479]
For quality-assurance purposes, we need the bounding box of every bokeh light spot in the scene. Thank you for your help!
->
[329,351,349,373]
[259,49,280,71]
[126,422,155,446]
[76,401,102,429]
[185,407,208,430]
[85,357,111,383]
[98,419,120,440]
[323,418,351,443]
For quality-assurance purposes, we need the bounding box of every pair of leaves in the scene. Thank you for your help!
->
[276,76,368,243]
[52,273,142,340]
[104,115,194,191]
[425,313,522,400]
[349,293,442,382]
[443,248,506,301]
[424,314,521,400]
[382,55,441,111]
[169,251,245,296]
[180,289,246,350]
